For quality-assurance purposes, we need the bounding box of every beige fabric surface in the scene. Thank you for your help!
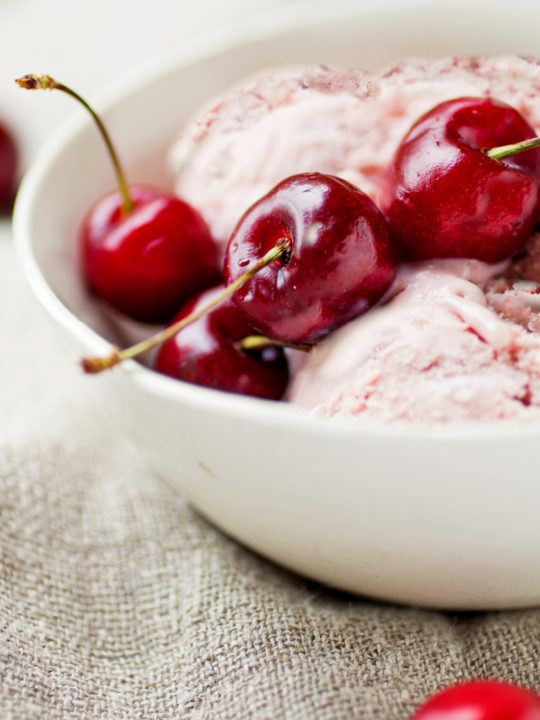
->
[2,222,540,719]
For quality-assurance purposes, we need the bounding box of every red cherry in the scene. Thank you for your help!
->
[17,74,220,323]
[412,680,540,720]
[0,121,17,211]
[154,285,289,399]
[382,97,540,263]
[224,172,397,344]
[81,186,219,323]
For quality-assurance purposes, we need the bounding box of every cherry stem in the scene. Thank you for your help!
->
[16,74,133,214]
[239,335,312,353]
[486,136,540,161]
[81,238,292,374]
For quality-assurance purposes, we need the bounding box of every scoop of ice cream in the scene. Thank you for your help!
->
[170,55,540,424]
[287,262,540,423]
[170,56,540,251]
[170,65,378,249]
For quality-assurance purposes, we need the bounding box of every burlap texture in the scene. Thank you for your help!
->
[2,229,540,719]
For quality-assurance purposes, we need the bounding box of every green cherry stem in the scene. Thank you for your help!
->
[239,335,313,353]
[486,135,540,161]
[81,238,292,374]
[16,73,133,214]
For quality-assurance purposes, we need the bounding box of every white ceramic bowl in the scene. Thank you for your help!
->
[14,0,540,610]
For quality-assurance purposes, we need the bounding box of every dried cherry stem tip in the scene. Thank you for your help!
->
[487,135,540,161]
[81,348,121,374]
[80,238,292,375]
[16,73,133,214]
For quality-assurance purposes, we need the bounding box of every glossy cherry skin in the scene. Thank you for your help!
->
[81,186,220,323]
[224,172,397,344]
[382,97,540,263]
[412,680,540,720]
[154,285,289,399]
[0,122,17,212]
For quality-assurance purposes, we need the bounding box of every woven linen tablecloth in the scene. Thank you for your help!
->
[2,0,540,717]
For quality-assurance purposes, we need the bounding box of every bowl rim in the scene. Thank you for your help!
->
[13,0,540,443]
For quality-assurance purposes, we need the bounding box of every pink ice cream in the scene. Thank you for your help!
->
[170,55,540,423]
[287,258,540,422]
[170,56,540,251]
